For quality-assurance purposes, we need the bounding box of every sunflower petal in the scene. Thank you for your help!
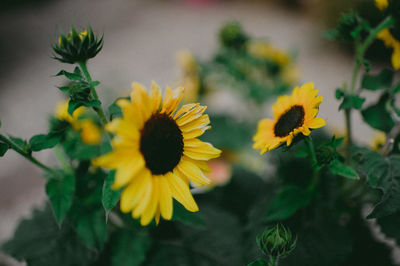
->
[166,172,199,212]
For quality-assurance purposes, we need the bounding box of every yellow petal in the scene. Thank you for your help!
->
[166,172,198,212]
[308,117,326,129]
[174,103,199,119]
[158,177,173,220]
[112,158,145,189]
[132,172,153,218]
[184,142,221,161]
[177,158,211,185]
[392,45,400,70]
[140,177,159,226]
[183,126,211,140]
[180,114,210,133]
[119,170,150,212]
[150,81,162,113]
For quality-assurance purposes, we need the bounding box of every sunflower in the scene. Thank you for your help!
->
[92,82,221,225]
[55,100,101,145]
[253,82,325,155]
[375,0,400,69]
[247,41,290,67]
[177,50,201,103]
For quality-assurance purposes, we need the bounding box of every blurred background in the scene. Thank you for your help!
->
[0,0,390,263]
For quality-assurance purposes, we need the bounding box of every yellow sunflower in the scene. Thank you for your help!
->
[253,82,326,155]
[55,100,101,145]
[177,50,201,103]
[247,41,291,67]
[375,0,400,69]
[92,82,221,226]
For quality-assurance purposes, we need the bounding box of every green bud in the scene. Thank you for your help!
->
[52,27,103,64]
[219,21,249,50]
[256,224,297,259]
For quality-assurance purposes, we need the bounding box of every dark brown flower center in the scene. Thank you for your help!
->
[140,113,184,175]
[274,105,305,137]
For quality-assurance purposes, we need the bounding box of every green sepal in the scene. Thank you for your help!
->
[29,134,60,152]
[102,170,122,220]
[265,185,312,222]
[45,171,75,226]
[328,159,358,179]
[361,69,393,91]
[247,258,268,266]
[0,142,9,156]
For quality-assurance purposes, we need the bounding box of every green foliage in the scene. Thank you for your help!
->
[361,93,394,132]
[248,258,268,266]
[108,99,124,120]
[29,133,60,151]
[172,201,206,229]
[336,89,365,110]
[361,69,393,91]
[111,230,151,266]
[9,135,30,153]
[326,11,370,42]
[45,171,75,226]
[328,159,358,179]
[102,171,122,218]
[354,148,400,218]
[74,208,108,250]
[0,142,8,156]
[265,185,312,222]
[2,206,96,266]
[219,21,249,50]
[377,212,400,246]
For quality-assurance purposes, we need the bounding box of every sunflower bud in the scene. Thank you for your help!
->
[219,21,249,50]
[256,224,297,259]
[52,27,103,64]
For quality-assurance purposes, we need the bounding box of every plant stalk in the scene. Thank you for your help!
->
[268,256,279,266]
[78,61,108,125]
[0,134,53,174]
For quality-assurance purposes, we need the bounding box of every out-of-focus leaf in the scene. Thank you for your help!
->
[0,142,8,156]
[111,230,150,266]
[329,159,358,179]
[30,134,60,152]
[361,93,394,132]
[102,171,121,219]
[361,69,393,91]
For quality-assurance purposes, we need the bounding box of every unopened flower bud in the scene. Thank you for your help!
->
[256,224,297,259]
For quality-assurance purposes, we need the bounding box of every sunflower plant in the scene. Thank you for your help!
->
[2,3,400,264]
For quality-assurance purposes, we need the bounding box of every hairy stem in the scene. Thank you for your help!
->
[268,256,279,266]
[78,61,108,125]
[344,16,394,162]
[0,134,53,175]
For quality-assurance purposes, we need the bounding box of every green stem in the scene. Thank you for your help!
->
[0,134,53,175]
[305,135,317,167]
[305,135,319,191]
[78,61,108,125]
[53,145,73,174]
[344,16,394,162]
[268,256,279,266]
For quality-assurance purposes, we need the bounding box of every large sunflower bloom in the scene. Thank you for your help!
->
[92,82,221,225]
[253,82,325,155]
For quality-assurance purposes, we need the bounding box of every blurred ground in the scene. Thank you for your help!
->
[0,0,379,255]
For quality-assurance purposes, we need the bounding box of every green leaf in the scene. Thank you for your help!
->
[108,100,124,120]
[29,134,60,152]
[111,230,151,266]
[265,185,312,222]
[74,209,108,251]
[172,201,206,229]
[56,69,82,80]
[335,88,344,100]
[354,148,400,218]
[0,142,8,156]
[361,69,393,91]
[248,258,268,266]
[339,94,365,110]
[8,135,29,152]
[377,212,400,246]
[2,206,95,266]
[361,93,394,132]
[45,172,75,225]
[329,159,358,179]
[102,171,122,218]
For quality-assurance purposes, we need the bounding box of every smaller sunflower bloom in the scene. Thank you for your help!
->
[247,41,291,67]
[371,131,386,151]
[55,100,102,145]
[253,82,326,155]
[375,0,389,11]
[177,50,201,102]
[92,82,221,226]
[377,29,400,70]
